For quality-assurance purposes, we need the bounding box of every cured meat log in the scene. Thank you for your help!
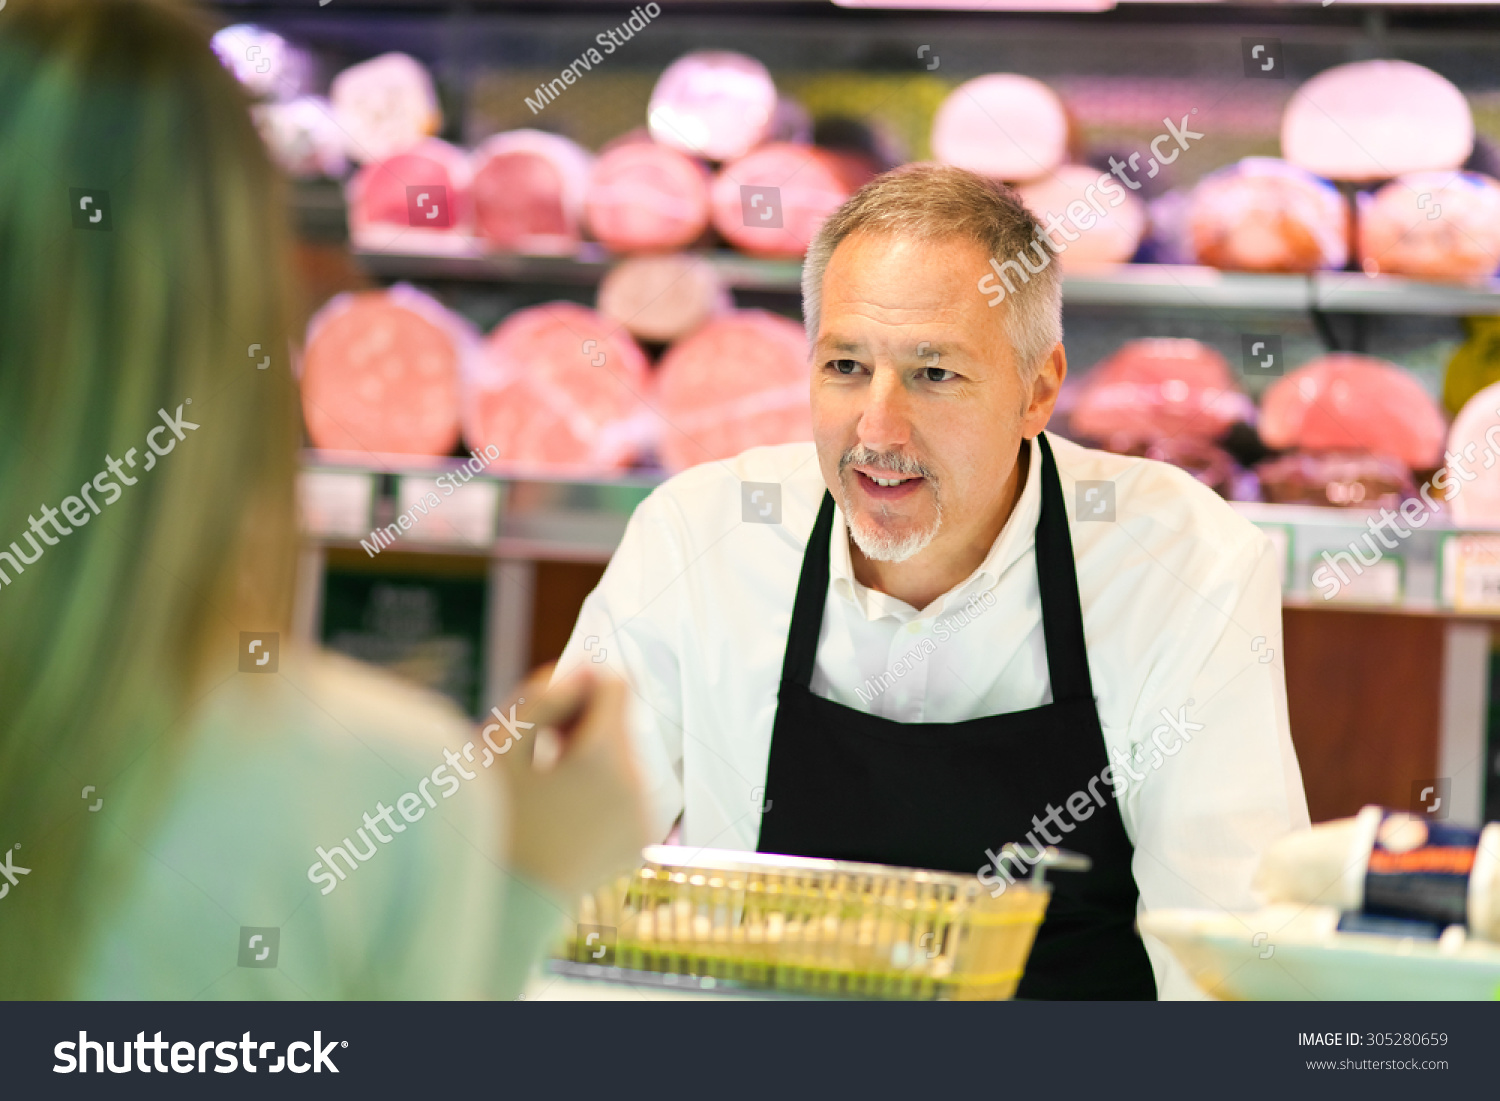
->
[471,130,593,255]
[1358,171,1500,280]
[1070,338,1253,449]
[709,143,874,258]
[300,285,469,456]
[1256,451,1415,510]
[463,303,654,472]
[1282,60,1473,183]
[584,141,712,254]
[346,138,473,254]
[930,74,1069,183]
[1016,164,1146,269]
[1189,157,1347,273]
[654,311,810,471]
[647,50,779,163]
[1259,353,1447,469]
[1445,379,1500,525]
[330,52,443,164]
[596,254,731,344]
[252,96,347,179]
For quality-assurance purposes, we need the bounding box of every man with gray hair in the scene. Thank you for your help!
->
[556,163,1309,999]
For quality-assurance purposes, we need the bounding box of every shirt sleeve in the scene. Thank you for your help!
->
[1117,532,1312,1000]
[552,491,687,843]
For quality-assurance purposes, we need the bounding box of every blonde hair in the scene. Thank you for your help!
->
[802,163,1063,383]
[0,0,301,996]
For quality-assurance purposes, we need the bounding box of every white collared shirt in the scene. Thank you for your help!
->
[554,433,1310,999]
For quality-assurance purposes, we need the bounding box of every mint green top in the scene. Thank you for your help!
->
[77,649,566,999]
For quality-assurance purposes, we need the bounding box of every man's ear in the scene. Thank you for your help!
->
[1021,342,1067,437]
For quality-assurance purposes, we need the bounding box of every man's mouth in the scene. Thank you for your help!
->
[854,467,926,498]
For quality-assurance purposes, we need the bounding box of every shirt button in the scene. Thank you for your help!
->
[907,621,922,634]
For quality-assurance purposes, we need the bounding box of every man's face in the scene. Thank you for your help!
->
[811,231,1062,566]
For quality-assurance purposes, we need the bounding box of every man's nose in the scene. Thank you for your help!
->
[857,367,913,453]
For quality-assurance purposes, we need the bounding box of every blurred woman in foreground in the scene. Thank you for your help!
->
[0,0,647,999]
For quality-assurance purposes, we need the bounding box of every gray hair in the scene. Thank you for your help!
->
[801,163,1063,384]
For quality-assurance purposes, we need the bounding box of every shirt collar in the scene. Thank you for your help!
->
[830,434,1043,622]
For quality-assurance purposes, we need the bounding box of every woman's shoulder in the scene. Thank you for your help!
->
[79,647,526,1000]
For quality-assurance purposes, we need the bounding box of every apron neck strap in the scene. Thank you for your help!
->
[780,432,1095,705]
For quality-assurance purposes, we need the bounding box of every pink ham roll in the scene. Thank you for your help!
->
[653,310,810,471]
[1282,60,1473,183]
[471,130,593,255]
[647,50,779,163]
[597,254,732,344]
[1189,157,1347,273]
[1071,339,1253,448]
[930,74,1069,183]
[463,303,654,473]
[300,285,469,457]
[709,143,874,258]
[346,138,473,255]
[1446,379,1500,525]
[1358,172,1500,280]
[584,140,712,254]
[1259,353,1447,470]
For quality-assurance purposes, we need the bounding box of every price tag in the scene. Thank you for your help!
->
[1445,534,1500,611]
[397,476,502,546]
[1322,557,1403,605]
[297,470,375,539]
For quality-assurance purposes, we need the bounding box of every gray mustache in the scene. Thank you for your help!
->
[840,447,935,482]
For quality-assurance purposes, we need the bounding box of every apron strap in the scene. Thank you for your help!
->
[1033,431,1096,705]
[779,432,1094,705]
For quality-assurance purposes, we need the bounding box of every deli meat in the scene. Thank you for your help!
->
[653,310,810,471]
[1016,165,1145,269]
[252,96,347,179]
[1447,380,1500,524]
[330,52,443,164]
[1069,338,1253,448]
[1259,353,1447,469]
[1358,171,1500,280]
[930,74,1069,183]
[585,141,712,253]
[709,143,874,257]
[346,138,473,254]
[463,303,654,472]
[1282,60,1473,182]
[471,130,593,254]
[300,285,469,456]
[597,254,731,344]
[1189,157,1347,272]
[647,51,779,163]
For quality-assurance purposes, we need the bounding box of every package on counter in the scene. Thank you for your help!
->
[1255,806,1500,940]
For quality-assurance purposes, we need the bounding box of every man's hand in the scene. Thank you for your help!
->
[492,663,650,900]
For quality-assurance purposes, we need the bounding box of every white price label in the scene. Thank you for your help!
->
[397,476,501,547]
[1323,558,1402,605]
[298,470,375,538]
[1446,534,1500,611]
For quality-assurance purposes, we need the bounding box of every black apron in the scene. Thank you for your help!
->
[756,432,1157,999]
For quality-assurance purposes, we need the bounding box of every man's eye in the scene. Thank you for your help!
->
[829,359,862,375]
[922,367,956,382]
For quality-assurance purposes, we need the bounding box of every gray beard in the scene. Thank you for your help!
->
[840,488,943,563]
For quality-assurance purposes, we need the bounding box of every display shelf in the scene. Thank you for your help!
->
[296,454,1500,617]
[352,246,1500,315]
